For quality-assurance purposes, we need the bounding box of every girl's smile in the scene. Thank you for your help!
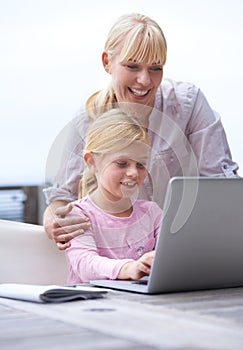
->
[90,141,149,215]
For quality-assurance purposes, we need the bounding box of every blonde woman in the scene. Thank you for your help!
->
[44,13,238,249]
[65,109,162,282]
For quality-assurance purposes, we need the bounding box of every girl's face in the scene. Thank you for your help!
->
[102,51,163,109]
[93,141,149,202]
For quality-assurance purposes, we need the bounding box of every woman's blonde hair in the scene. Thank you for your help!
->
[79,109,149,198]
[86,13,167,118]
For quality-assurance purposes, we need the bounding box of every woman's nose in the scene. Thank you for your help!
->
[136,69,151,86]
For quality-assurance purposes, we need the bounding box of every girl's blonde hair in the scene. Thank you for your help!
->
[79,109,149,198]
[86,13,167,119]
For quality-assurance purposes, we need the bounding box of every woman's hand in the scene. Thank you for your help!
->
[43,201,90,250]
[118,251,155,280]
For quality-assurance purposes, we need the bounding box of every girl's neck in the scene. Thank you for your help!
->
[90,190,133,217]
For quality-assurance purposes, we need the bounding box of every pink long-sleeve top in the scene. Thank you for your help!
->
[65,196,162,283]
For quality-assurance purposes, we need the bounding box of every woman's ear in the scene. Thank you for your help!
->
[84,152,97,173]
[102,51,111,74]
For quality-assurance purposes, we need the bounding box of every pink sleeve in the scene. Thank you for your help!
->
[65,229,133,283]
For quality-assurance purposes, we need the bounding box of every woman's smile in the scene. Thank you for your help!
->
[128,87,151,97]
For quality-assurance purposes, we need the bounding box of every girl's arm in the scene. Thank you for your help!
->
[65,200,162,282]
[65,231,133,282]
[117,251,155,280]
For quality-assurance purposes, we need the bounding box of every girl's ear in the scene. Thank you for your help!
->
[102,51,111,74]
[84,152,97,173]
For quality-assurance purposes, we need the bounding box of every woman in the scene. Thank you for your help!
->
[43,13,238,249]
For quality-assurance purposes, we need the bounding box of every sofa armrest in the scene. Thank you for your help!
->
[0,219,68,285]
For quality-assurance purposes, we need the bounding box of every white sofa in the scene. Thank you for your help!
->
[0,219,68,285]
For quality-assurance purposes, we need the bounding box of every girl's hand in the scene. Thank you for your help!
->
[118,251,155,280]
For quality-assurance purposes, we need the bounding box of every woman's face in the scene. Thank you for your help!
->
[102,51,163,109]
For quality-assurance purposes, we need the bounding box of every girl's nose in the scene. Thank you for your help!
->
[126,165,138,178]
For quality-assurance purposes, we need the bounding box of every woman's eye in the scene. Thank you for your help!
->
[126,64,139,70]
[150,66,163,72]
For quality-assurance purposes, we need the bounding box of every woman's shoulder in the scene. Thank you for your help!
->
[71,107,93,137]
[159,78,199,107]
[155,78,203,120]
[161,78,199,95]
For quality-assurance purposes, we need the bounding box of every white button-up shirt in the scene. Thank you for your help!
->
[44,78,239,207]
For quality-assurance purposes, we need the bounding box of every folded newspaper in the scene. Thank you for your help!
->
[0,283,107,303]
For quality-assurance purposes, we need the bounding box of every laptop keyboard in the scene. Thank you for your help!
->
[131,277,148,285]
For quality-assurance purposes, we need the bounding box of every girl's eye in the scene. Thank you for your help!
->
[116,161,127,168]
[137,162,146,169]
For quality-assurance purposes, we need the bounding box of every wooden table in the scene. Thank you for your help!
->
[1,286,243,349]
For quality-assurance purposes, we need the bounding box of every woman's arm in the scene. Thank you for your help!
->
[43,112,93,249]
[187,89,239,176]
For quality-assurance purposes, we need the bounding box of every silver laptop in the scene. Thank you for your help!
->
[90,177,243,294]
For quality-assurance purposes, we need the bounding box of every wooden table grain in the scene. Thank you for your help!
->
[1,286,243,350]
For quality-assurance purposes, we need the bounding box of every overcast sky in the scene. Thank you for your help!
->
[1,0,242,186]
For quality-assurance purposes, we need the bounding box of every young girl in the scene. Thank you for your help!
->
[65,109,162,283]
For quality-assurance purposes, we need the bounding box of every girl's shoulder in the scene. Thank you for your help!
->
[70,195,100,215]
[133,199,162,218]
